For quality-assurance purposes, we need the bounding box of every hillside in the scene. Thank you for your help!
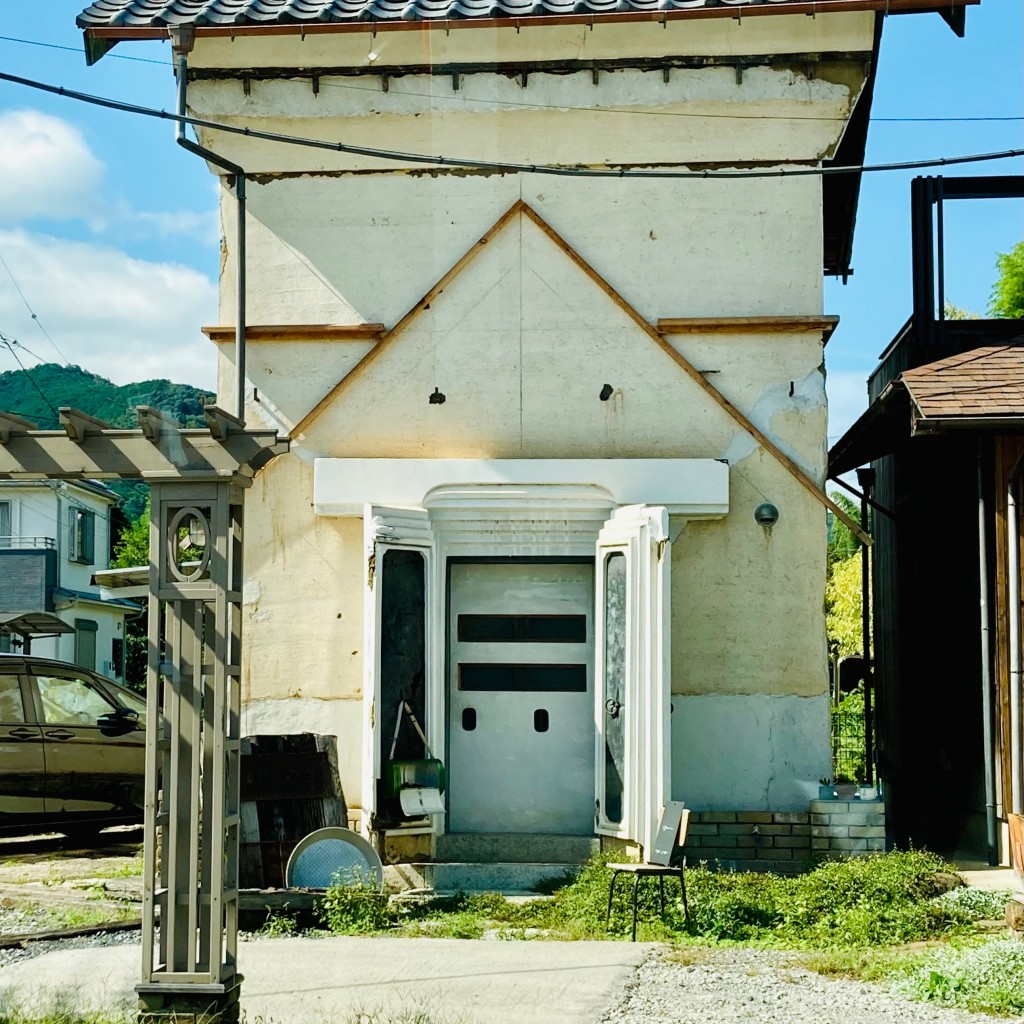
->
[0,364,214,520]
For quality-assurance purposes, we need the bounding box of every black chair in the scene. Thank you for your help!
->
[605,803,690,941]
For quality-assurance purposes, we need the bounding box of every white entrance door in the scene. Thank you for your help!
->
[447,562,595,834]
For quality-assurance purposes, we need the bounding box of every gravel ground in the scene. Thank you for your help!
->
[599,946,1022,1024]
[0,927,141,971]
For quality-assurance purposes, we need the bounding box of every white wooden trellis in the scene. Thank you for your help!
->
[0,405,288,1020]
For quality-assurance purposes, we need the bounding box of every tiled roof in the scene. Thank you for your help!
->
[901,341,1024,420]
[78,0,821,27]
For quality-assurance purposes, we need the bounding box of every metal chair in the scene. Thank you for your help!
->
[605,803,690,941]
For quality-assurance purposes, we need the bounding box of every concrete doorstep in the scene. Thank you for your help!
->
[0,936,651,1024]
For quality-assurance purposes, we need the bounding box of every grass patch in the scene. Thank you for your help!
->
[90,854,143,881]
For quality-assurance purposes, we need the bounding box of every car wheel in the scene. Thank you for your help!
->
[60,825,105,846]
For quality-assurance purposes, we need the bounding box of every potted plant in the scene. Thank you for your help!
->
[833,773,857,799]
[856,775,877,801]
[818,777,836,800]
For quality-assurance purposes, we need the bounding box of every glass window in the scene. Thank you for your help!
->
[75,619,98,672]
[0,674,25,723]
[113,686,147,727]
[603,551,627,826]
[68,507,96,564]
[0,500,11,547]
[458,663,587,692]
[35,672,116,726]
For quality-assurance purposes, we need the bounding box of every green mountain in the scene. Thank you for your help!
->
[0,364,214,521]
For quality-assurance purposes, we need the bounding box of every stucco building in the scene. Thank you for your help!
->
[78,0,973,869]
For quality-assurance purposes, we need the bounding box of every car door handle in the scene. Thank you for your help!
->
[44,729,75,741]
[7,727,38,741]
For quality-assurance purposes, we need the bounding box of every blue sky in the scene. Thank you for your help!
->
[0,1,1020,444]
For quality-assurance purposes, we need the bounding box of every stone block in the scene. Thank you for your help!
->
[791,824,812,836]
[864,837,885,852]
[812,824,847,838]
[810,800,855,813]
[737,812,774,823]
[811,837,830,849]
[758,847,792,859]
[1006,899,1024,931]
[774,836,811,850]
[737,835,773,848]
[828,837,868,851]
[811,814,831,826]
[772,812,810,825]
[848,826,886,838]
[754,824,793,836]
[687,823,722,836]
[700,812,738,823]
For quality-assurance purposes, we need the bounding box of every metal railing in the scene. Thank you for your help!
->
[0,535,56,550]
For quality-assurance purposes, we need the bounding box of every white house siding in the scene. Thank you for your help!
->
[194,13,870,819]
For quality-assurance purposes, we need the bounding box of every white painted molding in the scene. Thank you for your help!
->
[313,459,729,517]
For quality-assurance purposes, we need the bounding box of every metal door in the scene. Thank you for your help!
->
[448,561,594,834]
[0,669,46,826]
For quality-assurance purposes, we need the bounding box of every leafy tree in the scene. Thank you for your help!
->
[827,491,862,566]
[111,503,151,692]
[943,300,980,320]
[988,241,1024,319]
[112,500,151,569]
[826,553,866,661]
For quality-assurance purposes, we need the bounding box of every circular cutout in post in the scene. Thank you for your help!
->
[167,506,212,583]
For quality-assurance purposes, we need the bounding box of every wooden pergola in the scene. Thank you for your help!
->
[0,404,289,1023]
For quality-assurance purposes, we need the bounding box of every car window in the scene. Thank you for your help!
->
[113,687,146,727]
[35,672,117,726]
[0,674,25,723]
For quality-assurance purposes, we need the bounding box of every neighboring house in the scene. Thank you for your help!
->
[77,0,972,867]
[830,175,1024,870]
[0,480,137,677]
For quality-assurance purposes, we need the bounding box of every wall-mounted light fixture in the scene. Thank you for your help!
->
[428,387,446,405]
[599,384,614,401]
[753,502,779,527]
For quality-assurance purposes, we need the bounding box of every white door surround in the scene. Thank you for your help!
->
[354,467,727,844]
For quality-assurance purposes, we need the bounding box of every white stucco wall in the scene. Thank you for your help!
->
[188,23,868,816]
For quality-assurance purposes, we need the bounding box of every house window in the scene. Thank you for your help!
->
[74,619,98,671]
[68,507,96,564]
[0,499,11,547]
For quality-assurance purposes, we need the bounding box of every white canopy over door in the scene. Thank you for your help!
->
[594,505,671,856]
[362,504,434,832]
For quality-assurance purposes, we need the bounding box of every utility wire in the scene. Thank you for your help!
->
[0,334,59,419]
[1,35,1021,124]
[1,70,1022,180]
[0,248,75,366]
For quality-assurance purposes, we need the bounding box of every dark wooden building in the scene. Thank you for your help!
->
[830,176,1024,872]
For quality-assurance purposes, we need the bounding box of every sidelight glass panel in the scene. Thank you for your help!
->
[603,551,627,825]
[458,615,586,643]
[458,663,586,692]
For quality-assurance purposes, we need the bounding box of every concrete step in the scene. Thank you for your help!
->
[415,861,581,894]
[435,833,598,865]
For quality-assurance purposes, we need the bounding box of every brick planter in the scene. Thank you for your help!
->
[683,801,886,874]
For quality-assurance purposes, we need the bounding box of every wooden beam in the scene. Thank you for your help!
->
[658,315,839,343]
[202,324,385,344]
[517,203,871,547]
[0,430,288,482]
[0,412,37,444]
[204,405,245,441]
[59,407,112,443]
[137,406,182,443]
[292,200,527,438]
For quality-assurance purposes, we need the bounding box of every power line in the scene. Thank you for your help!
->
[0,334,59,419]
[0,248,74,366]
[0,34,170,66]
[1,70,1022,180]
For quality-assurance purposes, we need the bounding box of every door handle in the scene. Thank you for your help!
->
[44,729,75,741]
[7,727,38,741]
[605,698,623,718]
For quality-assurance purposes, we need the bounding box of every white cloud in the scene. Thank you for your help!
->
[0,111,104,224]
[0,228,217,390]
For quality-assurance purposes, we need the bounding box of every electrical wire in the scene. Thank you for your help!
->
[1,33,1021,125]
[1,70,1022,180]
[0,334,59,420]
[0,249,75,366]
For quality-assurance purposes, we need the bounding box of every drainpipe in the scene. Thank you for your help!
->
[856,467,875,786]
[1009,459,1023,823]
[171,28,247,424]
[978,439,997,865]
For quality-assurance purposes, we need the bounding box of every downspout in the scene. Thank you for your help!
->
[1009,459,1023,826]
[855,467,875,786]
[170,28,247,423]
[978,439,997,865]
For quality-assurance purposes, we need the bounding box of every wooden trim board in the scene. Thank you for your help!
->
[203,324,385,343]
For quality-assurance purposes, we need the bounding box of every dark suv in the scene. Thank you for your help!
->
[0,654,146,840]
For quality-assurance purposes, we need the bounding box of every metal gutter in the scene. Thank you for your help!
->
[911,416,1024,434]
[171,29,247,425]
[978,438,998,865]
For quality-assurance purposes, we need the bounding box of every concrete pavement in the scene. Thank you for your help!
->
[0,936,651,1023]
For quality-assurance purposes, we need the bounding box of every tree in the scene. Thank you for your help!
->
[111,503,151,691]
[989,241,1024,319]
[827,491,862,566]
[826,553,864,661]
[111,500,150,569]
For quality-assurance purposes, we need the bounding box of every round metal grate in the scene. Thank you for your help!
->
[285,827,384,891]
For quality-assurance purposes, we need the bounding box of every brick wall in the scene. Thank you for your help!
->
[684,801,886,874]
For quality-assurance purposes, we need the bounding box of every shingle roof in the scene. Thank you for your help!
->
[77,0,828,27]
[901,341,1024,421]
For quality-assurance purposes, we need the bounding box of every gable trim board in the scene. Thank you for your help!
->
[287,198,863,545]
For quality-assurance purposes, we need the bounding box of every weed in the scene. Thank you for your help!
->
[91,854,144,880]
[930,886,1014,921]
[894,937,1024,1015]
[254,912,299,938]
[316,883,392,935]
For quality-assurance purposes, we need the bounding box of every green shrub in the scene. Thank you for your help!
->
[930,886,1014,921]
[316,882,393,935]
[895,938,1024,1015]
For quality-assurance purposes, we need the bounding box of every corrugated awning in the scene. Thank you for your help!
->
[0,612,76,638]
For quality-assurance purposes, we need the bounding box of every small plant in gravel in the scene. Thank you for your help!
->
[894,937,1024,1015]
[316,883,393,935]
[253,911,300,938]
